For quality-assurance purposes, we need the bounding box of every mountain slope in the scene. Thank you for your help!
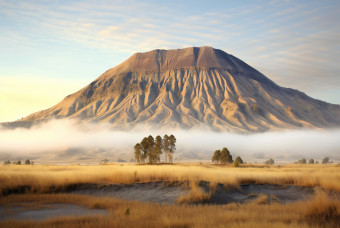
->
[13,46,340,132]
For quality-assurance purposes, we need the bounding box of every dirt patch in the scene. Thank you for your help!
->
[207,183,316,204]
[0,203,107,221]
[67,181,325,205]
[68,181,189,204]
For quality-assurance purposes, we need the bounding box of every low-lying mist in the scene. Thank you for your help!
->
[0,119,339,164]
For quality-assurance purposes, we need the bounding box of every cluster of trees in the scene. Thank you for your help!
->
[297,157,330,164]
[3,159,34,165]
[212,147,244,167]
[212,147,233,164]
[134,134,176,164]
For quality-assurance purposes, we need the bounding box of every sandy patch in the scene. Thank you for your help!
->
[68,181,323,204]
[0,203,107,221]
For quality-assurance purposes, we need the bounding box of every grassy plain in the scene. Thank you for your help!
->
[0,163,339,227]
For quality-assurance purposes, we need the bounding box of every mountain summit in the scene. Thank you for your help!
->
[12,46,340,132]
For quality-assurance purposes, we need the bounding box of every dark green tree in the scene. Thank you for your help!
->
[163,134,170,163]
[4,160,11,165]
[168,135,176,163]
[25,159,30,165]
[298,158,306,164]
[212,150,221,164]
[234,156,244,164]
[16,161,21,165]
[140,137,150,163]
[220,147,233,164]
[155,135,163,163]
[134,143,142,164]
[265,158,275,165]
[147,135,158,164]
[322,157,329,164]
[308,158,314,164]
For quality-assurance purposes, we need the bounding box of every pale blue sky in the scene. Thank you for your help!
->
[0,0,339,121]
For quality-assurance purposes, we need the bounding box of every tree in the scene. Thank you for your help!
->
[220,147,233,164]
[163,134,170,163]
[155,135,163,163]
[322,157,329,164]
[134,143,142,164]
[140,137,150,163]
[4,160,11,165]
[25,159,30,165]
[16,161,21,165]
[168,135,176,163]
[101,158,109,164]
[212,150,221,164]
[298,158,306,164]
[265,158,274,165]
[234,156,244,164]
[308,158,314,164]
[147,135,157,164]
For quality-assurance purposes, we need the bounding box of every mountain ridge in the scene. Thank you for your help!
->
[3,46,340,132]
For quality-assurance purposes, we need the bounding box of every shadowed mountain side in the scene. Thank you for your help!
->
[6,46,340,132]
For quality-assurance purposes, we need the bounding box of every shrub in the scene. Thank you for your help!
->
[322,157,330,164]
[298,158,306,164]
[265,158,274,165]
[3,160,11,165]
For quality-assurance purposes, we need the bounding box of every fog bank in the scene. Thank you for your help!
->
[0,120,339,164]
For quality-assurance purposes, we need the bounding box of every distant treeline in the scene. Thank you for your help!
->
[3,159,34,165]
[134,134,176,164]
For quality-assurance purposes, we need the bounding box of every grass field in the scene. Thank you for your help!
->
[0,163,339,227]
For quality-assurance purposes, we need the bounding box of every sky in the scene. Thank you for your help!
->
[0,0,339,122]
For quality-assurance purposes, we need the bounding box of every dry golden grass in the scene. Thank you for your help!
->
[0,164,339,227]
[1,163,340,195]
[0,190,339,228]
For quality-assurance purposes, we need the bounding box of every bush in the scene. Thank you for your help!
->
[322,157,330,164]
[4,160,11,165]
[265,158,274,165]
[234,160,240,167]
[298,158,307,164]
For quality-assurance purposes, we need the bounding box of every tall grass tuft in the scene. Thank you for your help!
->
[304,190,340,227]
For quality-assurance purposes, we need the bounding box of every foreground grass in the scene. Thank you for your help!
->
[0,190,339,228]
[1,163,340,195]
[0,164,339,227]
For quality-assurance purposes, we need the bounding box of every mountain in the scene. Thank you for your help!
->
[6,46,340,132]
